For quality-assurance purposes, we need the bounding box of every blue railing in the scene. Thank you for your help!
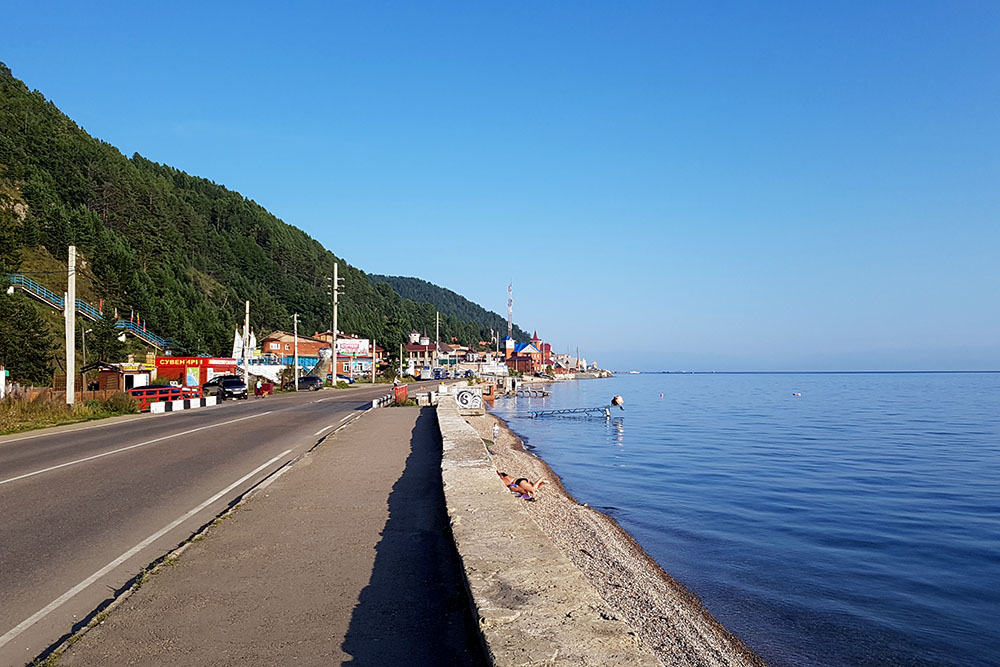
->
[6,273,172,349]
[7,274,64,308]
[75,299,103,321]
[116,319,171,349]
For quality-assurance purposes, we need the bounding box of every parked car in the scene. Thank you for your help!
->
[284,376,324,391]
[201,375,240,394]
[336,375,355,384]
[202,377,248,400]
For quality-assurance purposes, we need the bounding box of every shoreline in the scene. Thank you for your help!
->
[464,411,765,666]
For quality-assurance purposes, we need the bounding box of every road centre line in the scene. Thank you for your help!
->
[0,448,293,650]
[0,412,272,487]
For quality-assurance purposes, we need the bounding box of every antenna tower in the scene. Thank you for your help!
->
[507,283,513,339]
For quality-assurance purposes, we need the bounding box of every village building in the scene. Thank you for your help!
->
[503,336,543,374]
[531,331,553,365]
[404,332,437,370]
[154,356,239,387]
[86,356,158,392]
[501,331,554,374]
[260,331,328,362]
[438,342,459,366]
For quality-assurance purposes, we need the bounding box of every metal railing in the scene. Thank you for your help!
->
[115,319,171,349]
[75,299,103,321]
[7,274,64,308]
[6,273,172,349]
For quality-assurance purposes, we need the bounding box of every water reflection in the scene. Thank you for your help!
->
[607,417,625,446]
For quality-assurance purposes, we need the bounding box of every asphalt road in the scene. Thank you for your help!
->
[0,383,424,666]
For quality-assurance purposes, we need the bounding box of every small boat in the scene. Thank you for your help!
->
[628,370,640,374]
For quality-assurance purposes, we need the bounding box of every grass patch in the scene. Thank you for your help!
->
[392,398,418,407]
[0,390,138,435]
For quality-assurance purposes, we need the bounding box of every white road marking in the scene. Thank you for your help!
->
[0,448,293,650]
[313,424,334,435]
[0,415,148,445]
[339,414,353,422]
[0,412,272,487]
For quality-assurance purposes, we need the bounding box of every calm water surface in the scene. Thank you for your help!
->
[491,373,1000,666]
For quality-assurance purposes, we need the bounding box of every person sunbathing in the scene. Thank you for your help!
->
[497,471,547,501]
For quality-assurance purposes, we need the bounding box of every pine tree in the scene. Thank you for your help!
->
[0,294,55,384]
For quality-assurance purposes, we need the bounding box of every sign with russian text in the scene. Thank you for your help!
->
[335,339,370,356]
[155,357,237,368]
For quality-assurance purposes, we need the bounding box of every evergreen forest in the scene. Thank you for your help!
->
[369,275,530,344]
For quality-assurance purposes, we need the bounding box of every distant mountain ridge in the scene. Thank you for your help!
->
[0,62,529,362]
[369,274,529,343]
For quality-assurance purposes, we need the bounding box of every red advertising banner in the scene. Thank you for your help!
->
[394,384,408,405]
[155,357,237,368]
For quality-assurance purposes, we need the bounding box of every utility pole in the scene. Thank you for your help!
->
[331,262,341,380]
[242,300,250,379]
[333,262,339,350]
[293,313,299,392]
[435,311,440,368]
[65,246,76,405]
[372,339,376,383]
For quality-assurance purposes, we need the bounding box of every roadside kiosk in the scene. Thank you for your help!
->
[154,357,239,390]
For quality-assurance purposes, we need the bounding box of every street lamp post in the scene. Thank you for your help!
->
[82,328,93,365]
[81,328,93,398]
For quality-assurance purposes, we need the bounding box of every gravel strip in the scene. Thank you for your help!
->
[465,413,766,667]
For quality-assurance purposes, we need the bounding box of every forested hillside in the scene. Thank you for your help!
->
[0,63,528,381]
[369,274,528,343]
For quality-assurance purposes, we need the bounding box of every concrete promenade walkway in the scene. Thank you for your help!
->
[57,406,486,666]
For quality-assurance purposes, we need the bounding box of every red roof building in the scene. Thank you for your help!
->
[260,331,328,359]
[404,343,437,367]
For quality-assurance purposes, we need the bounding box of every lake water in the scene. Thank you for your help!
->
[490,373,1000,666]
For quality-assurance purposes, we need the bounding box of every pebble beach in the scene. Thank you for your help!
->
[464,412,765,667]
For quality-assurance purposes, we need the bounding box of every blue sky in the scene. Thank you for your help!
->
[5,1,998,370]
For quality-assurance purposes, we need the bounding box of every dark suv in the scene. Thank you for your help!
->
[203,376,248,400]
[284,376,324,391]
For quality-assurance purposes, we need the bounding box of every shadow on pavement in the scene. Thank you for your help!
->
[341,407,487,666]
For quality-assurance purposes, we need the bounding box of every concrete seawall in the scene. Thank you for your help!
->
[437,395,660,665]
